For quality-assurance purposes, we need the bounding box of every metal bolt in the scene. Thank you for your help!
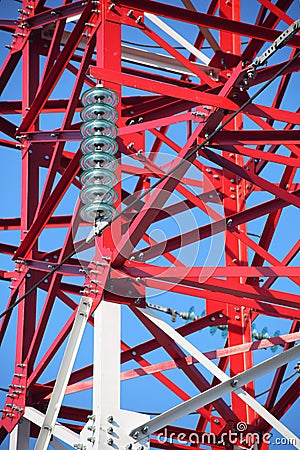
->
[142,426,148,434]
[87,414,95,420]
[107,427,114,434]
[107,438,114,445]
[107,415,114,423]
[226,218,233,226]
[132,431,139,439]
[108,3,115,11]
[135,298,141,305]
[231,379,239,387]
[136,15,143,24]
[211,316,216,322]
[138,446,144,450]
[13,390,21,396]
[87,425,96,431]
[127,9,134,17]
[214,418,220,424]
[87,437,95,443]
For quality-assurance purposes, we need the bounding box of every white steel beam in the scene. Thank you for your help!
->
[9,417,30,450]
[42,28,220,78]
[34,296,93,450]
[24,407,79,446]
[50,437,69,450]
[145,13,211,65]
[129,308,300,449]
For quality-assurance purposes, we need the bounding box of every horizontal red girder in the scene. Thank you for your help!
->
[121,331,300,380]
[117,0,300,48]
[90,67,237,111]
[145,278,300,321]
[121,263,300,279]
[0,216,72,231]
[211,129,300,144]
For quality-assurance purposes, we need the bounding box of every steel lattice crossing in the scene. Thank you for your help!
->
[0,1,300,449]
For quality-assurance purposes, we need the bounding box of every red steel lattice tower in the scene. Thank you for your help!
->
[0,0,300,449]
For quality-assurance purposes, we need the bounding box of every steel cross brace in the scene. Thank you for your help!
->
[129,308,300,449]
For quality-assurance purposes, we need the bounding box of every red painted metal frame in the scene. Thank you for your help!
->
[0,0,300,448]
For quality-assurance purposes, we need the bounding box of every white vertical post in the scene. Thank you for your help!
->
[80,301,149,449]
[9,418,30,450]
[94,300,121,415]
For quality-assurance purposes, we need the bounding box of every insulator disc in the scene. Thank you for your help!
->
[80,103,118,123]
[81,87,119,107]
[80,184,118,205]
[80,202,117,223]
[80,152,118,171]
[80,168,118,188]
[80,119,117,139]
[80,135,118,155]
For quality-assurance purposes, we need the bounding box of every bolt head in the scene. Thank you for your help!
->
[107,415,114,423]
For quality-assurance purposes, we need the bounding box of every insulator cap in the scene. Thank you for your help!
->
[80,119,118,139]
[81,86,119,107]
[80,135,118,155]
[81,103,118,123]
[80,184,118,205]
[80,202,117,223]
[80,168,118,188]
[80,152,118,171]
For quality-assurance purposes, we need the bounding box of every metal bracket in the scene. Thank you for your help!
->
[251,18,300,69]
